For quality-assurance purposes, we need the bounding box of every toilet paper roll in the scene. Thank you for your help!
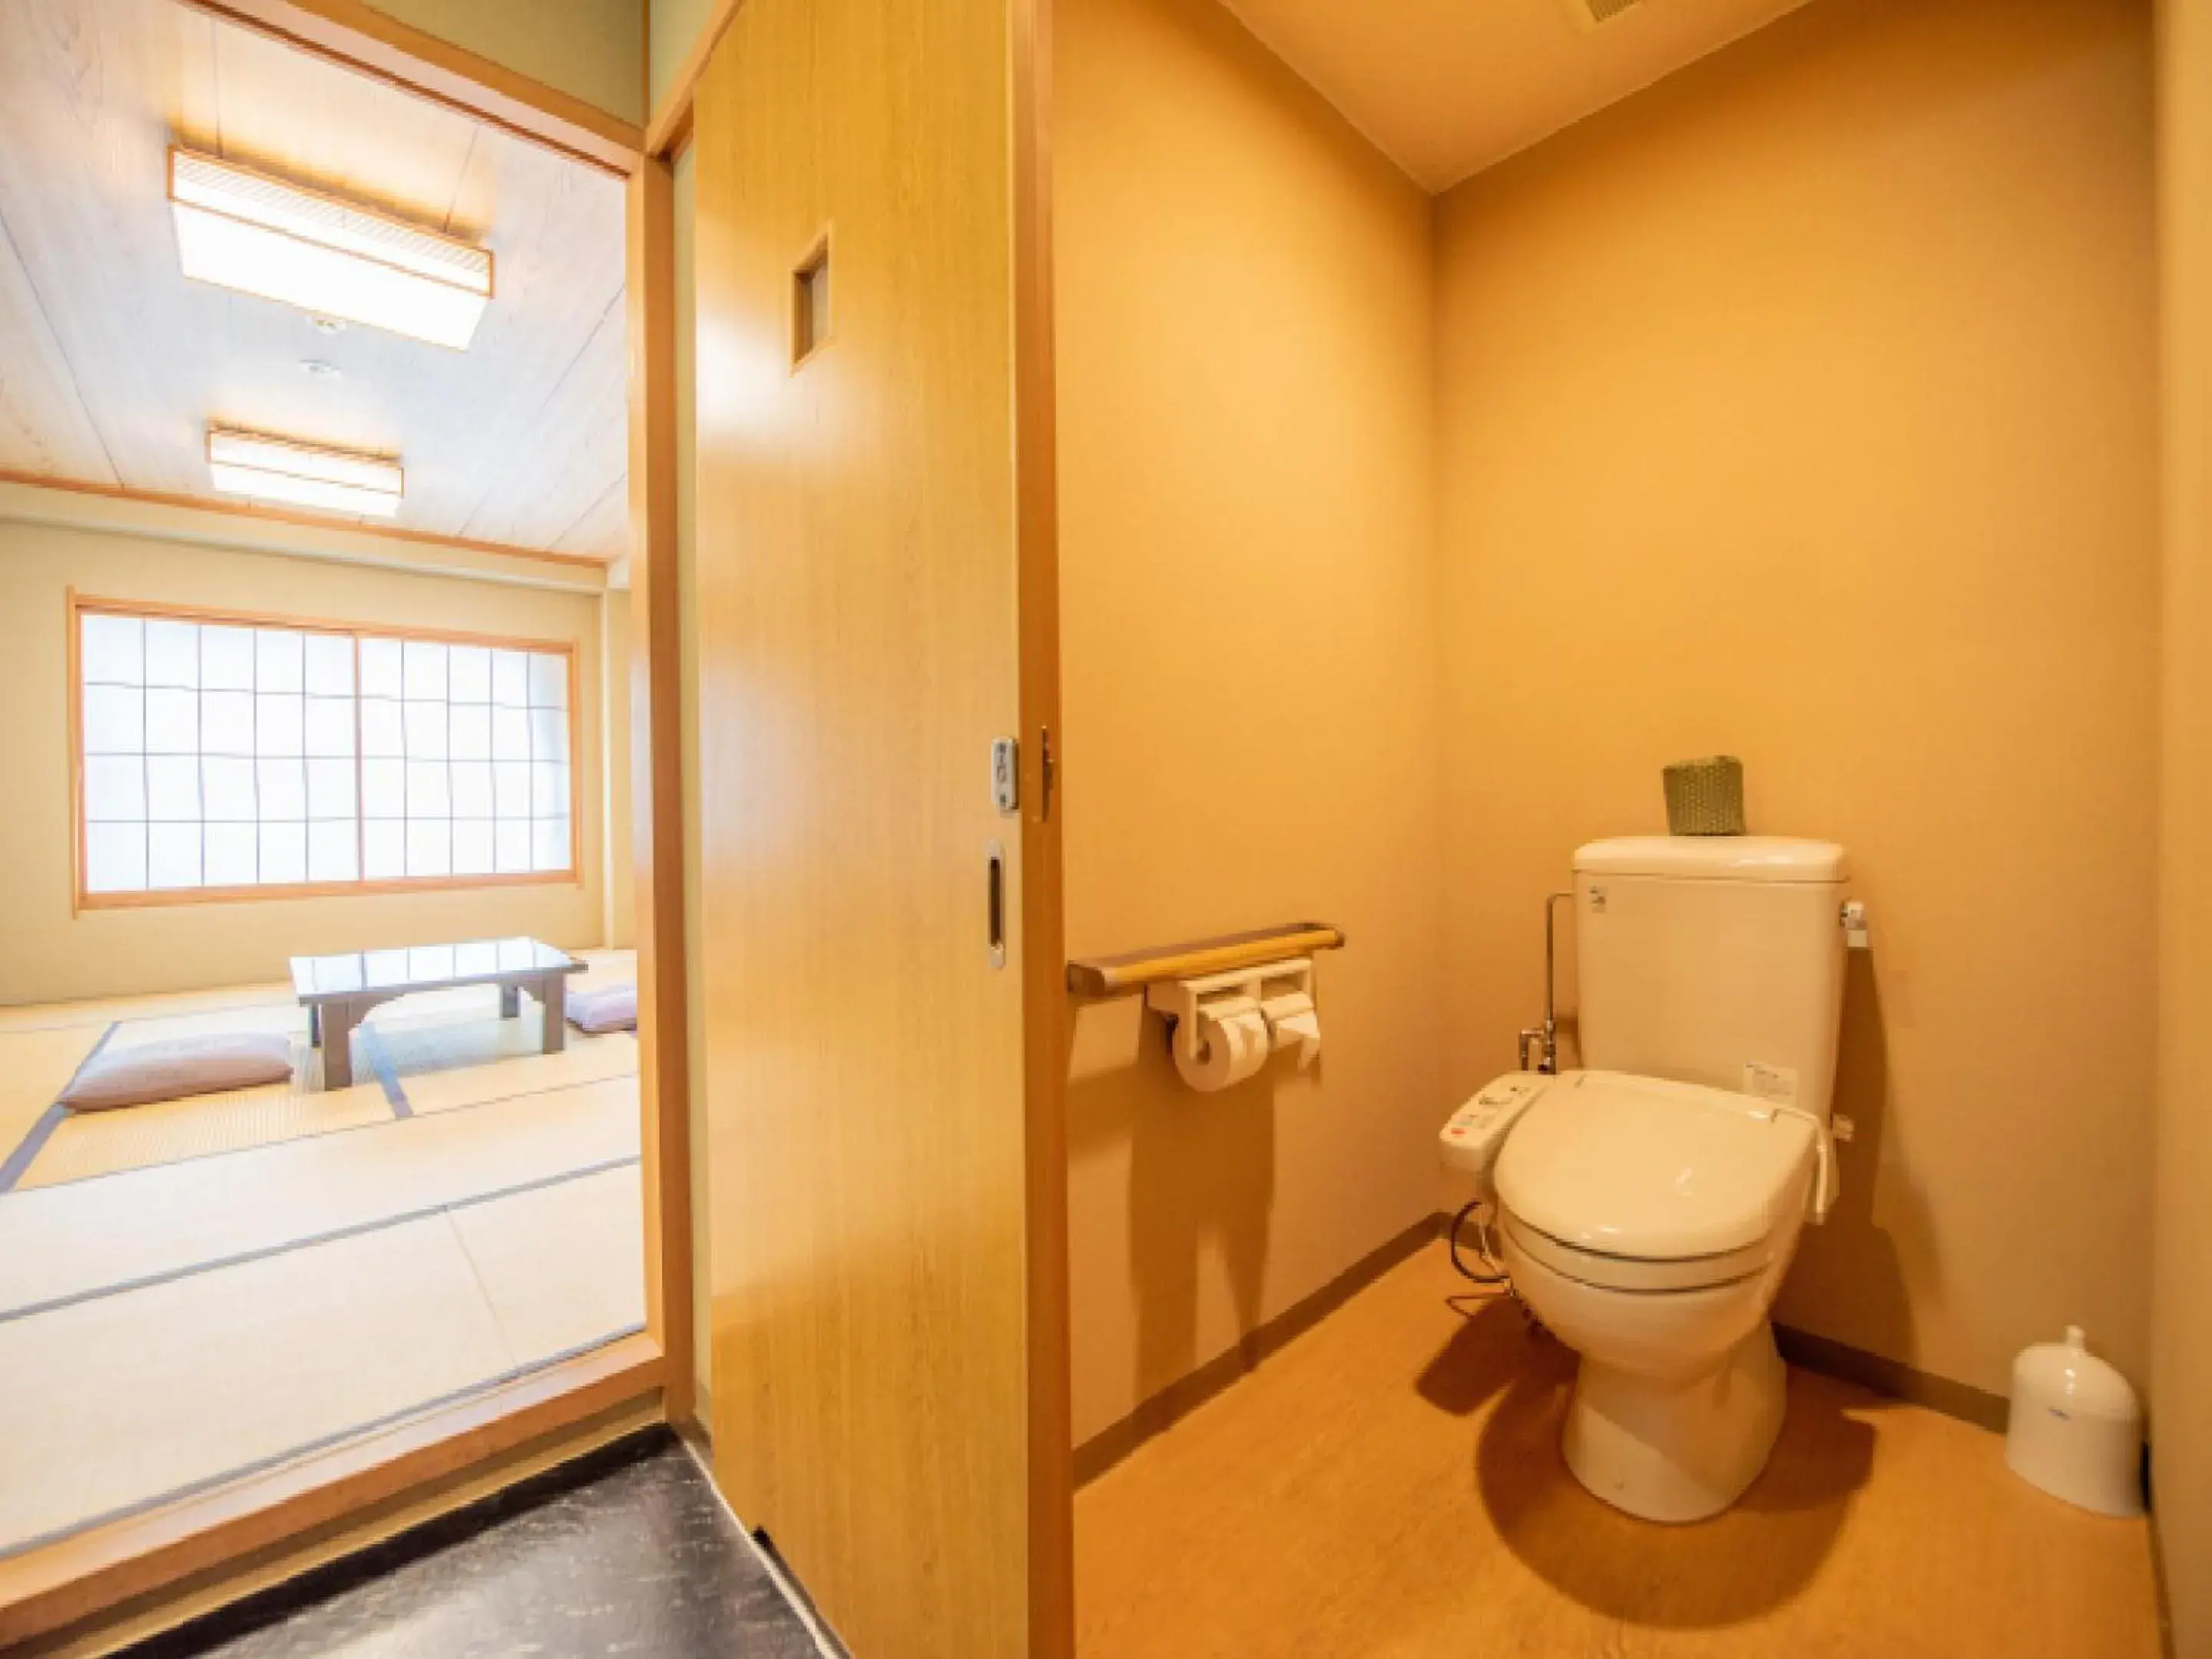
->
[1174,1008,1271,1093]
[1273,1008,1321,1068]
[1258,992,1320,1066]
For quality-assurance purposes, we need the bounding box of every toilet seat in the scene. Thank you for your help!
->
[1495,1071,1816,1293]
[1497,1212,1777,1293]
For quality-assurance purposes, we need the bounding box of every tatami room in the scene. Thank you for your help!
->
[0,0,649,1575]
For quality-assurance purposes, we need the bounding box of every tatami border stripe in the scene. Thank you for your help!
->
[0,1107,69,1197]
[0,1022,117,1195]
[0,1154,641,1326]
[0,1323,649,1565]
[0,1062,634,1197]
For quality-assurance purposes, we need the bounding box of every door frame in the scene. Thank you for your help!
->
[0,17,694,1651]
[1012,0,1076,1647]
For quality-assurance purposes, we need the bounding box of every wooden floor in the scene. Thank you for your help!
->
[0,958,645,1560]
[1075,1247,2163,1658]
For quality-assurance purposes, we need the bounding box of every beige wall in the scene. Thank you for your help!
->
[366,0,645,124]
[2157,0,2212,1642]
[647,0,717,115]
[0,518,611,1005]
[1056,0,1446,1446]
[1435,0,2158,1399]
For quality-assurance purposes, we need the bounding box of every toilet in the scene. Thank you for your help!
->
[1462,836,1849,1523]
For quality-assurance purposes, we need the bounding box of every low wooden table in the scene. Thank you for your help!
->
[290,938,585,1091]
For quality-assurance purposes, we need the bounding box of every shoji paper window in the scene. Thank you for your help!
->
[76,603,575,902]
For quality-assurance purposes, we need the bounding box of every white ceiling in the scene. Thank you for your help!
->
[1220,0,1816,192]
[0,0,629,559]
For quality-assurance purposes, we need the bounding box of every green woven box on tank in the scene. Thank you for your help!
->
[1663,756,1746,836]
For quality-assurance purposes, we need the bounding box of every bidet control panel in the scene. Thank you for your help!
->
[1439,1072,1548,1190]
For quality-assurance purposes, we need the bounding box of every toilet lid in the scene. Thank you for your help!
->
[1495,1071,1815,1261]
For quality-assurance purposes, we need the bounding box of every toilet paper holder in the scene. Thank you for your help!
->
[1146,956,1322,1089]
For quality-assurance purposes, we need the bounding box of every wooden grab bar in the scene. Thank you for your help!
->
[1065,922,1346,998]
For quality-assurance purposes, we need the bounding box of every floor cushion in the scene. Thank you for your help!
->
[59,1034,297,1111]
[567,983,637,1035]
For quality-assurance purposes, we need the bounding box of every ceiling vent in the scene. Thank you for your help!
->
[1560,0,1645,30]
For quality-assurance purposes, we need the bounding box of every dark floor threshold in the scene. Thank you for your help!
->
[121,1428,823,1658]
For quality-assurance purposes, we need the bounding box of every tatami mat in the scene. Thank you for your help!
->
[449,1164,646,1367]
[16,1061,392,1190]
[400,1031,639,1115]
[0,1162,647,1558]
[104,1002,310,1048]
[0,1026,110,1166]
[0,954,647,1558]
[0,1213,516,1556]
[373,1002,560,1068]
[0,1077,640,1320]
[0,951,638,1190]
[0,983,293,1035]
[0,1014,386,1193]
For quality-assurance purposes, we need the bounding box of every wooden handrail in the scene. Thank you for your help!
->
[1065,922,1345,997]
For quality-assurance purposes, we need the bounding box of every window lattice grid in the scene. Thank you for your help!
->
[355,637,571,882]
[78,608,574,899]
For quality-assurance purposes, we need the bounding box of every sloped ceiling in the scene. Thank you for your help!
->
[1220,0,1817,191]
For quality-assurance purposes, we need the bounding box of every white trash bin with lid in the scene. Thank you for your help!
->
[2004,1326,2143,1517]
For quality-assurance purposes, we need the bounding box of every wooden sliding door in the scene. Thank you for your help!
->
[690,0,1068,1653]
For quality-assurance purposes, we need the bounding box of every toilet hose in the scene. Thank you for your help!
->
[1448,1197,1510,1289]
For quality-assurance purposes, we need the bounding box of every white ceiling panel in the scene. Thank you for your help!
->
[0,0,628,559]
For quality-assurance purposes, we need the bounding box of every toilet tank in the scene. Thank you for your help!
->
[1573,836,1850,1123]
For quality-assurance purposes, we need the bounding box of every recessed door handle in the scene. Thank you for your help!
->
[985,839,1006,969]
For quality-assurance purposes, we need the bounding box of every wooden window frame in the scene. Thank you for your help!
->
[68,592,587,912]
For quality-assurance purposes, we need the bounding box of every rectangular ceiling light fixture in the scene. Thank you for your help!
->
[169,149,492,349]
[207,428,405,518]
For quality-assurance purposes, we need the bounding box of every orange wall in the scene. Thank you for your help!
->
[1434,0,2158,1399]
[1056,0,1446,1445]
[2157,0,2212,1641]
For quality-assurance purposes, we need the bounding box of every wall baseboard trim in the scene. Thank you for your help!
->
[1770,1325,2008,1431]
[1072,1210,1444,1488]
[1069,1210,2017,1489]
[2148,1508,2177,1659]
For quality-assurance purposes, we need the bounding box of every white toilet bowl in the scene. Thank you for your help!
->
[1492,1071,1823,1524]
